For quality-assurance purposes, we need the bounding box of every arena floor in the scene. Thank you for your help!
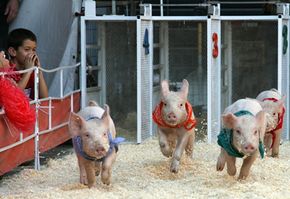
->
[1,138,290,199]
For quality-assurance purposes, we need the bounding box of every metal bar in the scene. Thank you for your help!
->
[149,20,153,137]
[34,67,40,170]
[80,17,87,109]
[136,18,142,144]
[140,3,210,7]
[220,16,278,21]
[112,0,116,15]
[209,1,278,4]
[60,69,64,98]
[82,16,137,21]
[151,16,207,21]
[40,63,80,73]
[160,0,163,16]
[49,97,52,129]
[278,17,282,94]
[0,134,36,153]
[207,17,212,144]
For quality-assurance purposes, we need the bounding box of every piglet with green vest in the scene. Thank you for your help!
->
[153,79,197,173]
[69,101,124,188]
[217,98,267,180]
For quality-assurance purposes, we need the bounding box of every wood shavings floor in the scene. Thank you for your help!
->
[1,139,290,199]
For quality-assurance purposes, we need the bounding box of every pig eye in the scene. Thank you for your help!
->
[236,130,241,135]
[163,103,167,106]
[180,103,183,107]
[273,113,276,116]
[103,132,107,137]
[85,133,89,138]
[254,130,258,135]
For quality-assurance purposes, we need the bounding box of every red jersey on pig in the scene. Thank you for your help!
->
[153,79,197,173]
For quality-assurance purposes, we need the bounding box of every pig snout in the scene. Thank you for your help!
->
[167,112,177,122]
[95,143,109,157]
[243,143,256,154]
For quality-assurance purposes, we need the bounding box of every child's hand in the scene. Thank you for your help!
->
[24,53,40,69]
[0,51,10,68]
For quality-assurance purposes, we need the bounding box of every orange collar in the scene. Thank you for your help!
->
[152,101,197,131]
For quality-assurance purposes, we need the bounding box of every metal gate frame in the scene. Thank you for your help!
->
[80,2,290,144]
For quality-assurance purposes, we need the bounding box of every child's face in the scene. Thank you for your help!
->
[14,39,37,68]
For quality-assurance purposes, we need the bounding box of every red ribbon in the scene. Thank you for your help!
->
[152,101,197,131]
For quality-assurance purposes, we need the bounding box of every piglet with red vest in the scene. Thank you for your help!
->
[153,79,197,173]
[69,101,124,188]
[256,89,285,157]
[216,98,267,180]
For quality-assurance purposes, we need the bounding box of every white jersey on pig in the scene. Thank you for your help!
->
[256,89,285,157]
[69,101,123,188]
[153,79,196,173]
[216,98,266,180]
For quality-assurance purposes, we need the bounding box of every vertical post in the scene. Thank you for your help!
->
[112,0,116,15]
[60,69,63,98]
[277,4,290,140]
[34,67,40,170]
[160,0,163,16]
[80,17,87,109]
[49,98,52,129]
[207,4,221,144]
[136,18,142,144]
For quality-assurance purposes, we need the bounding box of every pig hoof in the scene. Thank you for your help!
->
[170,167,179,173]
[160,147,172,157]
[102,179,111,185]
[216,157,225,171]
[170,161,179,173]
[272,153,279,158]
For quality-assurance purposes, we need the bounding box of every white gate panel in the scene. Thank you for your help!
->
[207,6,221,143]
[278,14,290,140]
[137,17,153,143]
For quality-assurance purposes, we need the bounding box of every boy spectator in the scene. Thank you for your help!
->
[7,28,48,99]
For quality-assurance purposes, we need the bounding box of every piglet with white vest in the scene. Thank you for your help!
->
[256,89,285,157]
[69,101,124,188]
[216,98,267,180]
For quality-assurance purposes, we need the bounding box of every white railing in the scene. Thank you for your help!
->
[0,63,81,170]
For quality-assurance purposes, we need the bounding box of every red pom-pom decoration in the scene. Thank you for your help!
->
[0,77,36,133]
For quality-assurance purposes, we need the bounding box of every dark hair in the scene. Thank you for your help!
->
[7,28,37,50]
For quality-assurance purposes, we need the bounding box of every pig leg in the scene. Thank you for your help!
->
[264,133,272,156]
[170,132,189,173]
[216,148,226,171]
[271,129,282,158]
[158,129,172,157]
[225,154,236,176]
[84,161,97,188]
[101,151,117,185]
[185,131,195,157]
[77,155,88,185]
[238,153,257,180]
[95,161,101,176]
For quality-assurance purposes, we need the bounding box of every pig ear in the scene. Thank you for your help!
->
[161,80,170,98]
[222,113,237,129]
[102,104,110,126]
[179,79,189,100]
[255,111,266,140]
[69,112,85,137]
[88,100,98,107]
